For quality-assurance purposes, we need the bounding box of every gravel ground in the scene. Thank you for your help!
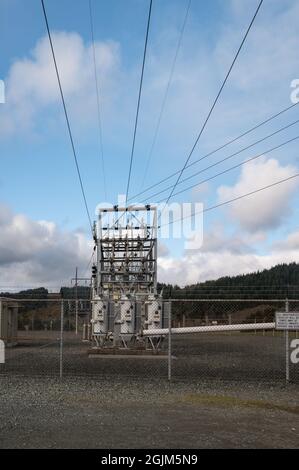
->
[0,376,298,449]
[1,330,298,448]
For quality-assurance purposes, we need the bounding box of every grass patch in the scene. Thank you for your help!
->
[181,394,299,415]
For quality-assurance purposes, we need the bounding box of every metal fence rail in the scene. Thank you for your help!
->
[0,298,298,384]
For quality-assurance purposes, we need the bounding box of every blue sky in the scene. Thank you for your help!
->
[0,0,299,287]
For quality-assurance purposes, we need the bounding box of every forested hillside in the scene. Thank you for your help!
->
[159,262,299,299]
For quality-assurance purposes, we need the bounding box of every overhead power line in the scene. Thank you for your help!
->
[40,0,93,233]
[158,135,299,204]
[128,101,299,202]
[125,0,153,204]
[160,172,299,228]
[156,133,299,203]
[139,0,192,191]
[89,0,107,200]
[143,118,299,202]
[160,0,264,209]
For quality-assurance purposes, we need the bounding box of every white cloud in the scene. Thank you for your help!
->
[1,0,299,155]
[158,241,169,257]
[0,32,120,137]
[1,1,299,290]
[0,204,92,287]
[1,202,299,290]
[191,182,210,201]
[217,157,298,232]
[195,223,264,254]
[158,250,261,286]
[158,225,299,286]
[272,229,299,252]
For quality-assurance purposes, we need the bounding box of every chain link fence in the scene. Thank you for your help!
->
[0,299,61,376]
[169,299,298,383]
[0,297,298,384]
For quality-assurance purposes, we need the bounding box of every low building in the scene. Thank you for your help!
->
[0,298,18,346]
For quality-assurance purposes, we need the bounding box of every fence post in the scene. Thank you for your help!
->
[60,300,64,379]
[285,298,289,384]
[168,301,172,382]
[82,323,86,341]
[75,299,79,335]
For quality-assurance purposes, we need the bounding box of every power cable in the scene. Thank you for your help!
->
[89,0,107,200]
[143,121,299,202]
[40,0,93,233]
[160,171,299,228]
[156,0,264,210]
[128,101,299,202]
[139,0,192,190]
[125,0,153,204]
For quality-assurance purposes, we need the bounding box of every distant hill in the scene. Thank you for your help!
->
[0,286,91,329]
[0,287,48,299]
[159,262,299,299]
[1,262,298,302]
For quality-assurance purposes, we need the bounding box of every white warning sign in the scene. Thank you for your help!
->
[275,312,299,330]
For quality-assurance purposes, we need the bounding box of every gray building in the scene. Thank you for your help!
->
[0,298,18,346]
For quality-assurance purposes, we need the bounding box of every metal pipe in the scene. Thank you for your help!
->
[143,322,276,336]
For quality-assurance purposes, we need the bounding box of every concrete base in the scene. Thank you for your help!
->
[88,347,167,357]
[89,354,168,359]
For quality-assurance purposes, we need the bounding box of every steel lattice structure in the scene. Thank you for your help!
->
[90,205,164,349]
[93,205,157,299]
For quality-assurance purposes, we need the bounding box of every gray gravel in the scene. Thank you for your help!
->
[0,376,298,449]
[1,330,298,448]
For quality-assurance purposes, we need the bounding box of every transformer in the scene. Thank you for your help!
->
[145,294,162,331]
[119,295,135,335]
[91,297,108,334]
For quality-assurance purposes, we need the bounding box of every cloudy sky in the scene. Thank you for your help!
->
[0,0,299,289]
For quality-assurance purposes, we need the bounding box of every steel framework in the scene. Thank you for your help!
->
[90,205,164,350]
[93,205,157,299]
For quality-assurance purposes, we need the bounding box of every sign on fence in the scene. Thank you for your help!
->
[275,312,299,330]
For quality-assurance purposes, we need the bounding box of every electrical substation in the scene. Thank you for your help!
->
[90,205,170,354]
[87,203,278,356]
